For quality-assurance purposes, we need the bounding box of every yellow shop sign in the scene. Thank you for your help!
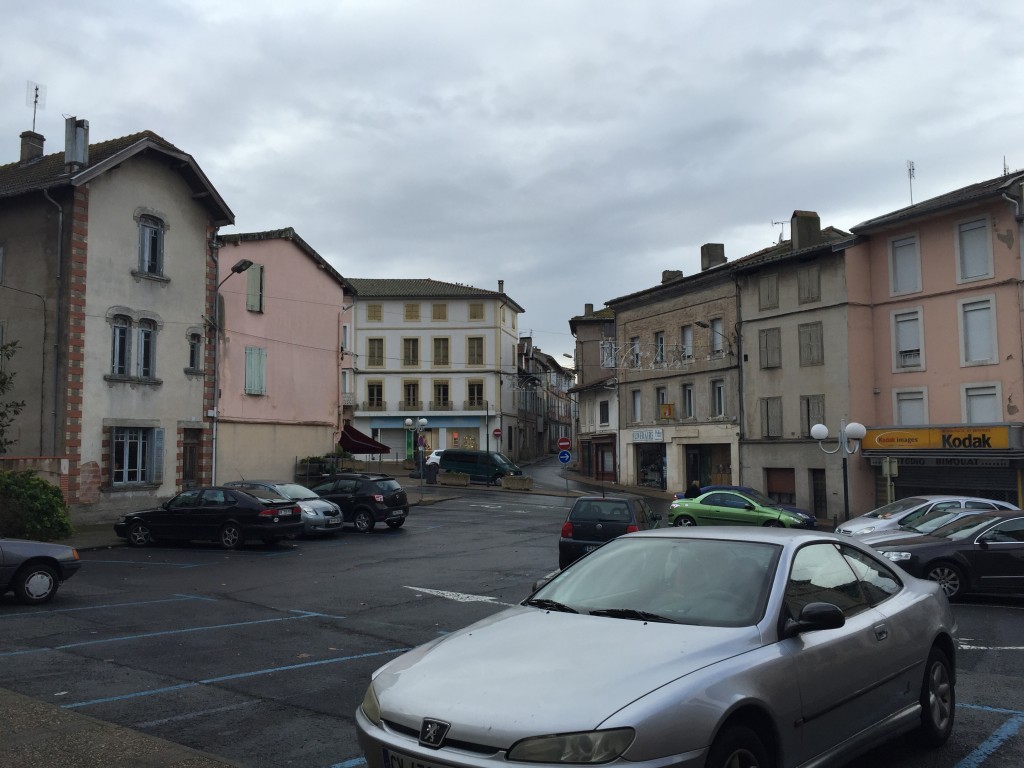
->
[863,426,1010,451]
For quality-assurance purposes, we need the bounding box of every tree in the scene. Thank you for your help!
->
[0,340,27,455]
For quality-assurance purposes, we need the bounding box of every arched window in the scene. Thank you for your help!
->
[188,332,203,370]
[111,315,131,375]
[137,319,157,378]
[138,215,165,275]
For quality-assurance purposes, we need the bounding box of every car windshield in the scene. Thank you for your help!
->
[531,536,780,628]
[374,479,402,493]
[570,500,632,522]
[273,483,319,500]
[930,514,1002,540]
[864,497,928,519]
[734,488,773,506]
[246,487,288,502]
[494,453,517,469]
[904,511,962,533]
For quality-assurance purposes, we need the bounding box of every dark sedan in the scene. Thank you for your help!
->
[558,495,661,569]
[1,538,81,605]
[875,511,1024,599]
[114,487,305,550]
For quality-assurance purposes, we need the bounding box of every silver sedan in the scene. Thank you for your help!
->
[355,527,956,768]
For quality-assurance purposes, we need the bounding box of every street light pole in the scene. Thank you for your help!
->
[405,416,428,500]
[810,418,867,522]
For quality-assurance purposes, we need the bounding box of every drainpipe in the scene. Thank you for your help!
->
[42,189,63,455]
[1003,182,1024,508]
[210,232,220,484]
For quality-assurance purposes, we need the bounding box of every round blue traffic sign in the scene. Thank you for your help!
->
[558,450,571,464]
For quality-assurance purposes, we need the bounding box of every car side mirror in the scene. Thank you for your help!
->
[782,602,845,639]
[745,502,755,510]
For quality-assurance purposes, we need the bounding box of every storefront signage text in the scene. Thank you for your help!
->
[632,429,664,443]
[863,426,1010,451]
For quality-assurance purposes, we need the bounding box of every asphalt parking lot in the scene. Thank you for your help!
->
[2,486,1023,767]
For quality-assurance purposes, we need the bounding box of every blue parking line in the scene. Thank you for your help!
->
[0,610,336,658]
[328,759,366,768]
[61,648,409,709]
[0,594,217,619]
[955,712,1024,768]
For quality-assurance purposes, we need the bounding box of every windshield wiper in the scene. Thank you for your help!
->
[589,608,678,623]
[524,598,578,613]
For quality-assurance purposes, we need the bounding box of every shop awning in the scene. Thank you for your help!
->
[338,425,391,454]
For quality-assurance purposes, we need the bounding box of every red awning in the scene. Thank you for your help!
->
[338,425,391,454]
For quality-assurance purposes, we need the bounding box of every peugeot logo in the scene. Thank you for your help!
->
[419,718,451,749]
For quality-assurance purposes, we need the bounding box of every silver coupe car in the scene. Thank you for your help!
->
[356,527,956,768]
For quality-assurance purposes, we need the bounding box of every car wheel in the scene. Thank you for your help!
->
[762,519,784,527]
[126,521,154,547]
[706,724,771,768]
[353,509,376,532]
[916,647,955,747]
[673,515,696,527]
[386,519,405,529]
[927,562,964,600]
[13,563,59,605]
[219,523,243,550]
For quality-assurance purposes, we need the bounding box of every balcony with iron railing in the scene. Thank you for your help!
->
[898,349,921,368]
[362,400,387,411]
[429,400,453,411]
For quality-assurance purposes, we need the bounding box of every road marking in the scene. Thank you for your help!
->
[0,594,217,619]
[405,586,515,606]
[959,644,1024,651]
[134,700,257,728]
[956,709,1024,768]
[61,648,409,709]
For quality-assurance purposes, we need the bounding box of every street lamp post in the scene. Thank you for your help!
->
[810,419,867,522]
[405,416,428,497]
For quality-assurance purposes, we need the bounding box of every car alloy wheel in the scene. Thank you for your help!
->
[127,521,154,547]
[220,523,243,550]
[14,563,59,605]
[706,725,769,768]
[673,515,696,527]
[762,520,784,527]
[927,562,963,600]
[354,509,375,532]
[917,647,955,746]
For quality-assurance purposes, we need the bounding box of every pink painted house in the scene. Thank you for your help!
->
[214,229,354,482]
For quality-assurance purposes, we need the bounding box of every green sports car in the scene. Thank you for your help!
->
[669,489,817,528]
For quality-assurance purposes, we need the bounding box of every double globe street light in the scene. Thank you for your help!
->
[810,419,867,522]
[405,417,429,497]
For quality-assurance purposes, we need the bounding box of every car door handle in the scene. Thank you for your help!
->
[873,623,889,642]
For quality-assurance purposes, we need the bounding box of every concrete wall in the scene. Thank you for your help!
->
[214,421,336,483]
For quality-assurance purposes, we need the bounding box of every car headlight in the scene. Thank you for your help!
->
[882,551,911,562]
[297,503,317,517]
[857,526,875,535]
[508,728,634,763]
[361,683,381,724]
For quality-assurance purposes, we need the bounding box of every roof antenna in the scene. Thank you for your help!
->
[1005,156,1010,176]
[907,160,915,205]
[771,219,787,244]
[26,81,46,132]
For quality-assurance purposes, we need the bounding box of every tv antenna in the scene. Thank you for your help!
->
[771,219,788,244]
[907,160,915,204]
[1004,156,1010,176]
[26,81,46,132]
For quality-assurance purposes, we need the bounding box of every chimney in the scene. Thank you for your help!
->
[791,210,822,251]
[584,303,594,315]
[64,116,90,174]
[700,243,726,271]
[20,131,45,162]
[662,269,683,283]
[498,279,504,293]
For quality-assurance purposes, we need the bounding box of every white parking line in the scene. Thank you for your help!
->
[405,586,515,606]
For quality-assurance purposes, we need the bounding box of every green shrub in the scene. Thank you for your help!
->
[0,470,74,541]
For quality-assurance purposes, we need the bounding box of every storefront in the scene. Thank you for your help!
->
[633,428,667,490]
[862,425,1024,507]
[579,433,617,482]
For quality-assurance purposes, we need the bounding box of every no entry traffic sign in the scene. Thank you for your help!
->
[557,436,571,451]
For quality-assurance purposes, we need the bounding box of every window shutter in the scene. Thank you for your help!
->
[151,428,165,483]
[246,264,264,312]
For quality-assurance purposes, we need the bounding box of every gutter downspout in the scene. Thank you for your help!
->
[1002,183,1024,508]
[734,273,744,486]
[210,232,220,485]
[42,189,63,455]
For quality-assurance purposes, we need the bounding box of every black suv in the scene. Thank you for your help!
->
[558,495,661,569]
[309,473,409,532]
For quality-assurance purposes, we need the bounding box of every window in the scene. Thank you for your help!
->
[599,400,609,425]
[957,217,992,282]
[654,332,665,364]
[889,235,921,295]
[468,380,484,407]
[433,337,450,367]
[404,303,420,321]
[469,303,484,321]
[402,337,420,367]
[631,390,642,422]
[467,336,484,366]
[710,318,724,355]
[188,332,202,370]
[432,303,447,321]
[680,325,693,360]
[245,346,266,394]
[629,337,640,367]
[367,381,384,409]
[759,327,781,369]
[758,274,778,310]
[800,394,825,436]
[600,340,616,368]
[960,297,996,365]
[798,264,821,304]
[964,383,1000,423]
[839,548,902,606]
[894,310,923,369]
[111,426,163,486]
[110,314,159,380]
[246,263,265,312]
[137,319,156,379]
[711,380,725,417]
[138,215,165,276]
[798,322,824,366]
[895,390,926,425]
[112,316,131,376]
[761,397,783,437]
[433,380,450,408]
[785,543,869,619]
[403,381,420,409]
[657,387,673,419]
[367,338,385,367]
[681,383,694,418]
[366,304,383,322]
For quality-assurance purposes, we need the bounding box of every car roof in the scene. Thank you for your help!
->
[635,526,843,546]
[573,495,633,503]
[324,472,395,480]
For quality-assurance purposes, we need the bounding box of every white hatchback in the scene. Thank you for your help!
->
[836,494,1017,536]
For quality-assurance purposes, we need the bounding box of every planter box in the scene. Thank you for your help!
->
[501,475,534,491]
[439,472,470,487]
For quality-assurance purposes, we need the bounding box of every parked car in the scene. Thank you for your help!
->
[875,511,1024,599]
[425,450,444,466]
[309,473,409,531]
[859,507,994,546]
[113,487,305,549]
[438,449,522,485]
[558,495,661,569]
[836,495,1016,536]
[669,489,817,529]
[356,527,957,768]
[224,480,342,536]
[675,485,816,520]
[1,538,81,605]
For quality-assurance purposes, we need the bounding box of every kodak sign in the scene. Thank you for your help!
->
[863,426,1010,451]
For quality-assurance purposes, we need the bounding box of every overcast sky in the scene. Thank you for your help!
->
[4,1,1022,361]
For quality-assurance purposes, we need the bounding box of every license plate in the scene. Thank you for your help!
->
[583,545,597,552]
[383,748,448,768]
[327,518,341,526]
[277,509,292,516]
